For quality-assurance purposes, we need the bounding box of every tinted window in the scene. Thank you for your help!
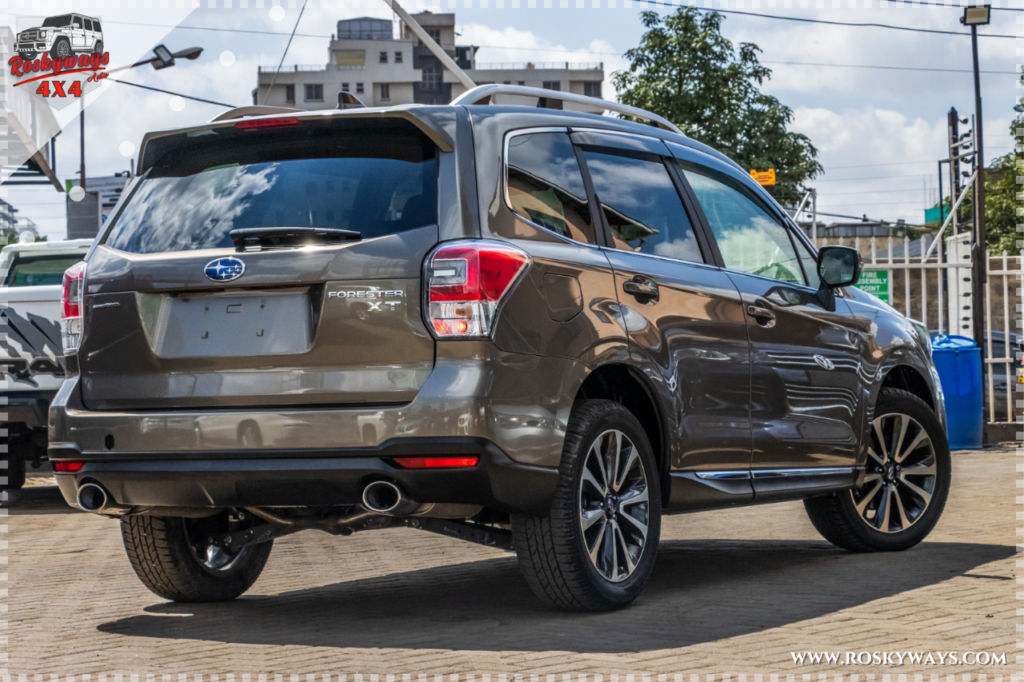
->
[683,166,804,284]
[42,14,73,27]
[506,132,595,245]
[72,16,83,27]
[85,19,94,31]
[93,20,101,32]
[4,255,82,287]
[583,150,702,262]
[104,126,437,255]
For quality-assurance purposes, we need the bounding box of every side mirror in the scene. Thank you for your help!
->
[816,245,862,309]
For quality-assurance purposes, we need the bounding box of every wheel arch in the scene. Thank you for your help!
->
[574,363,669,505]
[880,364,935,410]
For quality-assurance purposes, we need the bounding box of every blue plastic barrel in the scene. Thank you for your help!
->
[929,334,983,449]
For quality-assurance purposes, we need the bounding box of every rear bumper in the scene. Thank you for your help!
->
[50,438,558,516]
[49,348,586,469]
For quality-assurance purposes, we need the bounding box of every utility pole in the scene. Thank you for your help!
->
[79,98,86,191]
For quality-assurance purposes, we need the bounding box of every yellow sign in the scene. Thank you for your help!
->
[750,168,776,186]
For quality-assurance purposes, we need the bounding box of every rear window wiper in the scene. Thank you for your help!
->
[229,227,362,251]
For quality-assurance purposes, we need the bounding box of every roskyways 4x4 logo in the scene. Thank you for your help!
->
[9,13,108,109]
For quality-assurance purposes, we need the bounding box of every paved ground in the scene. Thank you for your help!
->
[7,447,1019,677]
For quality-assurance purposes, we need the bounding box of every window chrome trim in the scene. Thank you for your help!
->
[501,126,601,250]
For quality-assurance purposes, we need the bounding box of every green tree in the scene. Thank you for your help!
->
[613,8,821,202]
[947,72,1022,253]
[979,78,1022,253]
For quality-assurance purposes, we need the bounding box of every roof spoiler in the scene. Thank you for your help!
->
[137,108,456,174]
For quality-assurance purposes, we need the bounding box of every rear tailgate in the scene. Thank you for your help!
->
[78,118,439,411]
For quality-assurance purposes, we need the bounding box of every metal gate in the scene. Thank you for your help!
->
[813,234,1022,427]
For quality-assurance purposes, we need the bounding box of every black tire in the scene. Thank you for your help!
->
[805,388,951,552]
[18,51,37,61]
[3,457,26,490]
[93,41,103,55]
[121,512,272,602]
[512,399,661,611]
[50,38,70,60]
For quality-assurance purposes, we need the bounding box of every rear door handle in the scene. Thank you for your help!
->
[746,304,776,326]
[623,278,659,300]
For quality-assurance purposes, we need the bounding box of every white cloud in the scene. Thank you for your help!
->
[791,105,948,222]
[459,23,626,98]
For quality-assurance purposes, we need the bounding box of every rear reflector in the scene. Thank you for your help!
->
[393,456,480,469]
[53,462,84,473]
[235,117,300,130]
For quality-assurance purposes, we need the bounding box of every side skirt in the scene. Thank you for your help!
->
[666,466,860,513]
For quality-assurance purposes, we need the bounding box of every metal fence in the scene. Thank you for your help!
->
[812,234,1022,425]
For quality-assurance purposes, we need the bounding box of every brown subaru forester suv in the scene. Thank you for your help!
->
[49,85,950,611]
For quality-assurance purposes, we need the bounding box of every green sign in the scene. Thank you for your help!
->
[856,268,890,303]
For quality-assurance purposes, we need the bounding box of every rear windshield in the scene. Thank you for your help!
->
[3,254,83,287]
[103,122,438,255]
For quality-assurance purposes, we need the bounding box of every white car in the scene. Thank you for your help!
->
[16,14,103,61]
[0,239,91,489]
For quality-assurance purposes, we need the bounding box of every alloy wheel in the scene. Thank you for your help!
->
[578,429,650,583]
[851,412,937,534]
[57,41,70,58]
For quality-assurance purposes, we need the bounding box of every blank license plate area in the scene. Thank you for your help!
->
[150,289,312,358]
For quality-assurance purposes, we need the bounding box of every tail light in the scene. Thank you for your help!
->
[425,240,529,339]
[61,261,86,354]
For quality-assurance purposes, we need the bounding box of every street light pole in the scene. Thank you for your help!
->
[79,98,85,191]
[961,5,989,346]
[969,22,986,346]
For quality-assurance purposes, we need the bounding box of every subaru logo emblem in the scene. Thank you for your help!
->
[204,257,245,282]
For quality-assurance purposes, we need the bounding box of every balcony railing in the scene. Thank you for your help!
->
[471,62,603,71]
[257,64,366,73]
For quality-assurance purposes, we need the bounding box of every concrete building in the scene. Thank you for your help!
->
[254,13,605,109]
[0,199,18,237]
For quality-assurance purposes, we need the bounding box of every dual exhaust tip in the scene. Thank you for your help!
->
[77,479,420,517]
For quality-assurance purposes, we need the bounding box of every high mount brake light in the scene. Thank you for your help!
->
[425,240,529,339]
[61,261,86,355]
[234,117,301,130]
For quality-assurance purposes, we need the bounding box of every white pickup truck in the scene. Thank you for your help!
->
[1,239,91,488]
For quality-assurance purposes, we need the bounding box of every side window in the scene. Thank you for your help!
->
[582,150,702,263]
[682,165,805,285]
[506,132,595,245]
[73,16,83,28]
[93,20,102,32]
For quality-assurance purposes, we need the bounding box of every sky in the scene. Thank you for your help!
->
[2,1,1020,241]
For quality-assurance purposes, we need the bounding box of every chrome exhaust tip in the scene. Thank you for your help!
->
[77,482,109,512]
[361,480,419,516]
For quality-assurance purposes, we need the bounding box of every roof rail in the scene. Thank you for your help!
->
[208,105,305,123]
[451,84,684,136]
